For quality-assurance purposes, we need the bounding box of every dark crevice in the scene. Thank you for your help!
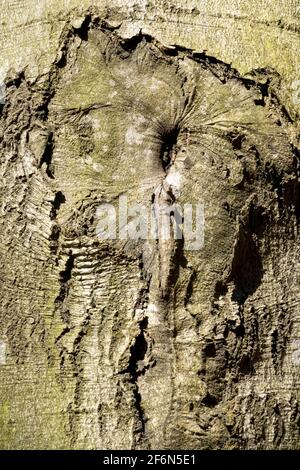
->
[235,323,245,338]
[191,51,239,83]
[50,191,66,219]
[39,132,54,178]
[73,14,92,41]
[238,354,252,375]
[124,317,149,438]
[203,341,216,358]
[61,253,74,283]
[201,392,219,408]
[49,191,65,255]
[229,205,266,305]
[214,280,228,299]
[273,403,285,447]
[262,158,300,220]
[55,326,71,344]
[230,234,262,304]
[5,70,26,89]
[128,319,149,375]
[290,144,300,222]
[160,127,180,171]
[227,131,246,150]
[254,78,270,106]
[120,31,152,52]
[271,329,278,357]
[55,252,75,304]
[49,224,60,256]
[184,269,196,306]
[56,54,67,69]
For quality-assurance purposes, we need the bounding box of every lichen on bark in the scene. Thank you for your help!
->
[0,5,300,450]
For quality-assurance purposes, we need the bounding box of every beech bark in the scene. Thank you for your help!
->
[0,1,299,449]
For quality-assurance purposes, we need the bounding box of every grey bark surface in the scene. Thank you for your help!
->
[0,1,300,450]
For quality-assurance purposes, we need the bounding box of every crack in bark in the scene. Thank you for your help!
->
[55,251,75,306]
[39,131,55,178]
[127,317,148,441]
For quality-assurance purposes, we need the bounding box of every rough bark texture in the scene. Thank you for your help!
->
[0,1,300,450]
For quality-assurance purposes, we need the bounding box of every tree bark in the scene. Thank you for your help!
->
[0,1,299,450]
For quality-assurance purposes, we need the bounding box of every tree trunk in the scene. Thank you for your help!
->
[0,1,299,450]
